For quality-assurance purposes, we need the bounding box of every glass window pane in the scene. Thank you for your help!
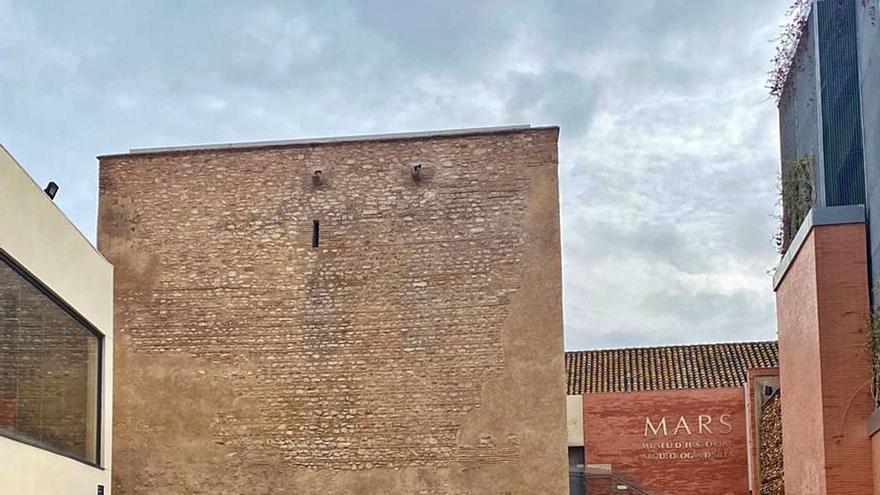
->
[0,255,100,464]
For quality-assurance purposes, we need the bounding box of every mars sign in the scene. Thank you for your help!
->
[644,414,733,437]
[640,414,736,461]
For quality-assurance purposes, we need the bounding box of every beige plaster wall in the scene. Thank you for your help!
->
[567,395,584,447]
[0,145,113,494]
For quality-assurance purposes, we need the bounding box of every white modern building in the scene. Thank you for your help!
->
[0,145,113,494]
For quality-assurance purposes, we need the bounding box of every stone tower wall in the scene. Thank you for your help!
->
[98,127,567,494]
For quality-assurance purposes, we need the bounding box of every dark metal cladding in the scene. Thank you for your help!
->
[817,0,866,207]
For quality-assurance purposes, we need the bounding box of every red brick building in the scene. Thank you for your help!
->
[565,342,780,495]
[772,206,876,495]
[771,1,880,492]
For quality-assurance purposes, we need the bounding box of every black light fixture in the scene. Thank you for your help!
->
[44,181,59,200]
[312,170,324,186]
[411,164,422,182]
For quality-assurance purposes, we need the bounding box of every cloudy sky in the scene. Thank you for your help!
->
[1,0,792,350]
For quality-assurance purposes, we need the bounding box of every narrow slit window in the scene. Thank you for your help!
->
[312,220,320,248]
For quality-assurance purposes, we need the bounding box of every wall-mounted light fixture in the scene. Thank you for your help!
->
[44,181,59,200]
[312,170,324,186]
[411,164,422,182]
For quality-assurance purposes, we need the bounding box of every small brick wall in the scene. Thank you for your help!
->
[584,474,637,494]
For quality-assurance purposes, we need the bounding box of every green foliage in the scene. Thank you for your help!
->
[870,298,880,406]
[775,155,815,255]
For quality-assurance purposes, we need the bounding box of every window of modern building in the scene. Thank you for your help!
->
[0,253,102,465]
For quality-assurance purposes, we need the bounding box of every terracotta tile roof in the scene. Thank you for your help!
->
[565,341,779,394]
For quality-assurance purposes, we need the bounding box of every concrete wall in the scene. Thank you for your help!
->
[582,388,750,495]
[97,127,567,494]
[779,5,822,209]
[0,145,113,493]
[857,0,880,289]
[774,214,874,494]
[567,395,584,447]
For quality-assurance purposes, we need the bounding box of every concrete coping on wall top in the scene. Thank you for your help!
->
[772,205,866,291]
[0,144,109,265]
[868,407,880,437]
[98,124,560,158]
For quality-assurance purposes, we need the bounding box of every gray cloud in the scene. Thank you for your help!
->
[0,0,792,350]
[505,70,599,136]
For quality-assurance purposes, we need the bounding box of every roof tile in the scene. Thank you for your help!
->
[565,341,779,394]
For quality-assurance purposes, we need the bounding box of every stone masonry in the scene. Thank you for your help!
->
[97,126,567,494]
[759,392,783,495]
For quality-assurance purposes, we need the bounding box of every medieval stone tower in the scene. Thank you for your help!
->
[97,125,566,494]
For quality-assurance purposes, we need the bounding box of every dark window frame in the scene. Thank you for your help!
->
[0,248,104,469]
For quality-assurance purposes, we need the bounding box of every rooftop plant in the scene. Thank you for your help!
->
[767,0,813,100]
[869,297,880,406]
[775,155,815,255]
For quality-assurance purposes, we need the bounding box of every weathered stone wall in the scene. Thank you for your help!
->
[745,369,780,493]
[98,127,567,494]
[759,392,784,495]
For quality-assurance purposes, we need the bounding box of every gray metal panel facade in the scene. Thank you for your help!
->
[778,1,876,259]
[817,0,866,207]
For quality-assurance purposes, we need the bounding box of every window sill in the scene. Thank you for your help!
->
[0,430,104,470]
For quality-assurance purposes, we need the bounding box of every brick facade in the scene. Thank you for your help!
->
[98,127,567,494]
[582,388,750,495]
[873,430,880,495]
[775,220,874,494]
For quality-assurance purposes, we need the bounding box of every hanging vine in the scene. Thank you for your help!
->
[775,155,815,254]
[768,0,813,100]
[869,300,880,406]
[862,0,878,25]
